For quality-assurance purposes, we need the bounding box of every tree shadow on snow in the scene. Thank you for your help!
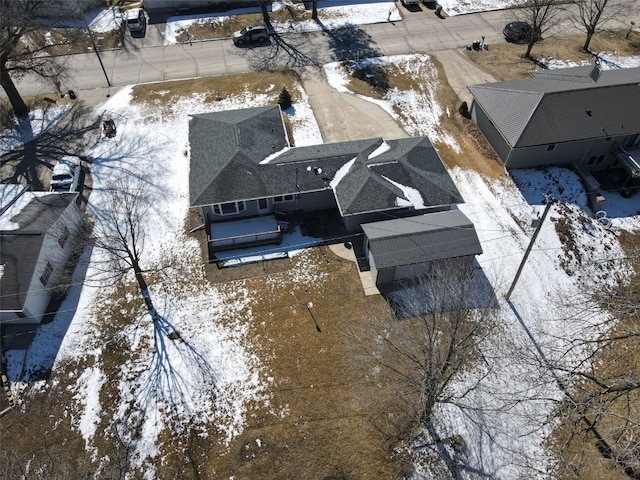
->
[136,312,220,418]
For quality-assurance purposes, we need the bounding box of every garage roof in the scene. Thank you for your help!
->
[362,210,483,269]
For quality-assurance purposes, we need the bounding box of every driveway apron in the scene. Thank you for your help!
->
[431,49,500,105]
[299,65,408,143]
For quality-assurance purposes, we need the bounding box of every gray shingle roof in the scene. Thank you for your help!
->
[0,192,77,313]
[468,66,640,148]
[362,210,483,269]
[188,108,463,215]
[188,106,289,206]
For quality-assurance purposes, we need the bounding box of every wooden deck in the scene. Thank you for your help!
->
[206,215,285,262]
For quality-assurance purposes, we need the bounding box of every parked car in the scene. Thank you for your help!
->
[503,21,541,44]
[125,8,145,33]
[233,25,270,46]
[50,156,82,193]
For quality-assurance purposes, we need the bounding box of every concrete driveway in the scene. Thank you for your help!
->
[300,66,408,143]
[299,49,498,143]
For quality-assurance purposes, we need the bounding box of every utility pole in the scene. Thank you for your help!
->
[82,13,112,88]
[505,195,555,301]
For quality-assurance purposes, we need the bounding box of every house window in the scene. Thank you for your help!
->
[258,198,268,210]
[273,195,294,203]
[40,262,54,285]
[58,226,70,248]
[213,201,245,215]
[587,156,597,165]
[546,144,556,152]
[595,155,606,164]
[605,137,612,142]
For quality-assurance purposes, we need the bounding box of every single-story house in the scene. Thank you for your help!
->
[0,186,83,325]
[362,210,483,286]
[189,105,465,237]
[468,65,640,186]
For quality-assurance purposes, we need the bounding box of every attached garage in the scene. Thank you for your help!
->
[362,210,483,287]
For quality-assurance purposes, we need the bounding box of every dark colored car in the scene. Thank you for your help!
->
[503,22,541,44]
[233,25,270,46]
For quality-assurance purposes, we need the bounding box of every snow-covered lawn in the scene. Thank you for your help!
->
[3,79,328,475]
[322,52,639,477]
[2,4,639,476]
[163,0,404,45]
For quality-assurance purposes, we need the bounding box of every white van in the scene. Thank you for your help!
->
[125,8,145,32]
[50,156,82,193]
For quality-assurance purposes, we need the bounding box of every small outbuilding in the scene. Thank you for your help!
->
[362,210,483,287]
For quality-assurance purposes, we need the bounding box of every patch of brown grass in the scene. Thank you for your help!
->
[130,70,301,113]
[341,56,507,179]
[467,30,640,81]
[544,233,640,480]
[176,5,311,43]
[194,249,410,479]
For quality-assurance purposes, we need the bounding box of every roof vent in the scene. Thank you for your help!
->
[586,110,592,117]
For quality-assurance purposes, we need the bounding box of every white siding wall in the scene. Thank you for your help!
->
[18,202,82,325]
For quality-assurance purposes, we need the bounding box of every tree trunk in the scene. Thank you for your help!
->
[312,0,318,20]
[260,0,273,29]
[0,59,29,117]
[583,31,594,52]
[423,419,463,480]
[132,259,159,322]
[524,41,534,58]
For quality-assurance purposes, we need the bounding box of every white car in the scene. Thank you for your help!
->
[50,156,82,192]
[233,25,270,45]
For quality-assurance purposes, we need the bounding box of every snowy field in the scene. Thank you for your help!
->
[2,2,640,478]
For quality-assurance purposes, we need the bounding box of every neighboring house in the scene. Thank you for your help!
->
[0,187,83,325]
[468,65,640,195]
[362,210,483,286]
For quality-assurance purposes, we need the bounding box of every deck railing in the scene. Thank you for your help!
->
[208,225,282,252]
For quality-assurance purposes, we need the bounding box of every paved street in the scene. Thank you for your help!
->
[3,5,639,111]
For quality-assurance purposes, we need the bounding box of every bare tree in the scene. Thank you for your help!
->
[515,0,563,58]
[311,0,319,21]
[89,177,160,323]
[542,245,640,478]
[0,0,83,116]
[352,264,498,478]
[572,0,629,51]
[259,0,273,29]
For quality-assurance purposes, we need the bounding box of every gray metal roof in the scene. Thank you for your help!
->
[468,66,640,148]
[188,108,463,214]
[0,192,78,313]
[362,210,483,269]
